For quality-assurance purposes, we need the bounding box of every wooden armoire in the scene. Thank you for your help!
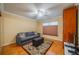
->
[63,6,78,54]
[63,6,78,44]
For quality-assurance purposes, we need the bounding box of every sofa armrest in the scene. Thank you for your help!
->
[16,36,22,45]
[37,33,40,36]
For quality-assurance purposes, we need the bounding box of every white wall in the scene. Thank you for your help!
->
[1,11,37,46]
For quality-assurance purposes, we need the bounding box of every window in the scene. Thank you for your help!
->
[43,22,58,36]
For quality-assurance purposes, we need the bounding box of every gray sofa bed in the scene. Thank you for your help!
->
[16,32,40,45]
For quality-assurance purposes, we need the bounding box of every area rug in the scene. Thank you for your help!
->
[22,39,53,55]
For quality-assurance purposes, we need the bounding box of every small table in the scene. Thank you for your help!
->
[32,37,44,47]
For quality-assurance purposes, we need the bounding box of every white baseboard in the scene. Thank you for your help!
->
[1,41,15,47]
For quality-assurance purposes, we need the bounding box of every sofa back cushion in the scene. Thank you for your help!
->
[25,32,35,36]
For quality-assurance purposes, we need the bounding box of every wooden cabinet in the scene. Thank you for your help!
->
[63,6,78,43]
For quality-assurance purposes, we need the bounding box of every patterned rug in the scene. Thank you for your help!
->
[22,39,53,55]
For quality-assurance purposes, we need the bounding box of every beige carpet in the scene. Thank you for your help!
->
[23,39,53,55]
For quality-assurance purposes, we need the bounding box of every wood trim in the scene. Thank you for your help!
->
[75,6,78,54]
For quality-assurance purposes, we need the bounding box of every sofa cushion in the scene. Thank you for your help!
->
[20,35,39,41]
[21,37,31,41]
[25,32,35,36]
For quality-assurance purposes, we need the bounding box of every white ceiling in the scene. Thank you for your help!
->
[3,3,74,22]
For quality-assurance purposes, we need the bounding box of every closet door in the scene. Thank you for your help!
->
[63,6,77,43]
[0,12,2,54]
[0,12,1,46]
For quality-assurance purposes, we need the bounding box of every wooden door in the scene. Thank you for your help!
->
[63,6,77,43]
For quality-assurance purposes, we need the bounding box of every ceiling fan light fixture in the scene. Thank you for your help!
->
[37,9,46,17]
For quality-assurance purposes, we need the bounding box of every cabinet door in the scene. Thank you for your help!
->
[63,6,77,43]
